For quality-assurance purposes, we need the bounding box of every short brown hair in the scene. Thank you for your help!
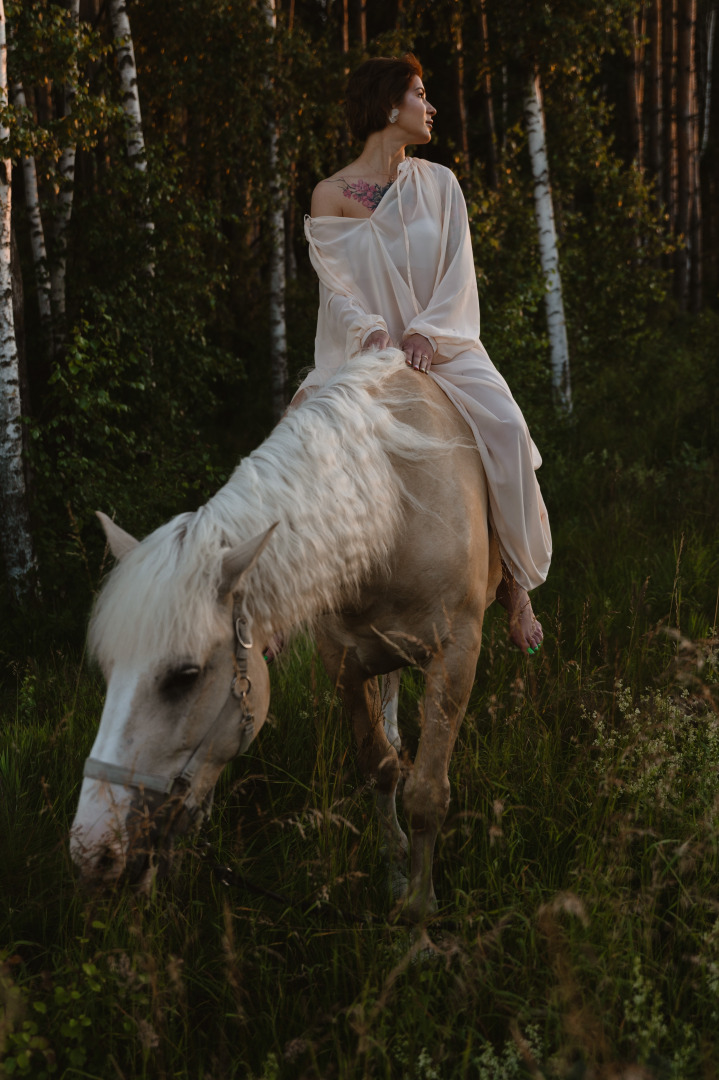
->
[346,54,423,143]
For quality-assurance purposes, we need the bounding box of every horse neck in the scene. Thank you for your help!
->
[205,400,403,633]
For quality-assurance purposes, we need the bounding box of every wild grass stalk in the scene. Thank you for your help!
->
[1,426,718,1077]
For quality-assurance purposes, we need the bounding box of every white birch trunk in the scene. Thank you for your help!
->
[0,2,38,601]
[109,0,154,263]
[524,71,572,413]
[264,0,288,423]
[50,0,80,350]
[109,0,147,171]
[12,82,54,359]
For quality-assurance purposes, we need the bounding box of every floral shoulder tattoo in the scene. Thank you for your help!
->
[336,177,394,212]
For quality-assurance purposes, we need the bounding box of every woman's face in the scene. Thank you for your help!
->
[393,75,436,143]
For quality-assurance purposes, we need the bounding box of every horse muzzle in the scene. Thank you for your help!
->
[70,778,196,890]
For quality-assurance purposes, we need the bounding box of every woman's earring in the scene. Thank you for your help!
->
[389,108,400,124]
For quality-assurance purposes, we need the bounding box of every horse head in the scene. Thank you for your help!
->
[70,512,277,890]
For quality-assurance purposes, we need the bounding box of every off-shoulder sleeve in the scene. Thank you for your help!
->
[306,217,388,361]
[402,169,481,363]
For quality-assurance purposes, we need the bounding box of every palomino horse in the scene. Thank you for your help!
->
[70,349,500,922]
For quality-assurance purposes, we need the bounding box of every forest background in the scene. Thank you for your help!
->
[0,0,716,622]
[1,0,719,1078]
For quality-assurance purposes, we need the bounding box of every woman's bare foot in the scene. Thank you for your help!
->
[496,572,543,655]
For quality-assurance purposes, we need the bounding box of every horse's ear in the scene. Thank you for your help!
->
[97,511,139,561]
[218,523,279,599]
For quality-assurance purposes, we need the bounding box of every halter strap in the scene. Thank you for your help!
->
[82,614,256,821]
[83,758,176,794]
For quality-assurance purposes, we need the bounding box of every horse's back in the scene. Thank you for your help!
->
[327,366,501,673]
[386,366,499,594]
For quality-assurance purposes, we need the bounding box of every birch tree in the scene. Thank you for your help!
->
[50,0,80,353]
[0,1,37,603]
[524,70,572,413]
[264,0,289,423]
[108,0,154,266]
[12,81,53,360]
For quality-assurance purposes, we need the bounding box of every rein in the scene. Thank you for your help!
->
[82,614,256,822]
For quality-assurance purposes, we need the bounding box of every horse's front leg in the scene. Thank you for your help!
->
[402,631,481,923]
[316,636,408,899]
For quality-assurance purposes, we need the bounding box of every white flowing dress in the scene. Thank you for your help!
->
[299,156,551,592]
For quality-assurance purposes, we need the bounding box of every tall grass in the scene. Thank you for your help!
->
[2,546,718,1078]
[2,327,719,1077]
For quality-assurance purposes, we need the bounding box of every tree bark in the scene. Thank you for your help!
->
[662,0,677,228]
[12,82,54,360]
[48,0,80,357]
[689,0,702,308]
[0,1,38,603]
[626,10,644,164]
[109,0,148,171]
[646,0,663,189]
[264,0,288,423]
[286,159,298,282]
[108,0,154,269]
[524,70,572,413]
[501,63,508,153]
[352,0,367,47]
[451,8,471,178]
[342,0,349,55]
[477,0,498,188]
[701,3,716,155]
[676,0,696,306]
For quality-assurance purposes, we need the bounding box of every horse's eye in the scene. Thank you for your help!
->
[162,665,202,700]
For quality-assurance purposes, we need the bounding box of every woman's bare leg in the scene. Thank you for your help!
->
[495,564,543,654]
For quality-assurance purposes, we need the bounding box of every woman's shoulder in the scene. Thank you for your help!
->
[311,172,349,217]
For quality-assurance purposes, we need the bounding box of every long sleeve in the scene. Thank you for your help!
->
[306,216,388,363]
[320,283,388,359]
[402,170,481,364]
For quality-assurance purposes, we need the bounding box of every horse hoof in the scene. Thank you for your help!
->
[409,928,443,963]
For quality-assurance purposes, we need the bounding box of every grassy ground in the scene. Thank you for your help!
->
[2,406,719,1078]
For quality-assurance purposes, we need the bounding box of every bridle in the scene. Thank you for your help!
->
[82,613,257,824]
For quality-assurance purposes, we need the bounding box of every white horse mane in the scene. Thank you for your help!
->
[89,349,454,671]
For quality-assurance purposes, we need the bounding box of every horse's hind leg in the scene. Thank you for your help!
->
[403,634,480,923]
[317,638,408,898]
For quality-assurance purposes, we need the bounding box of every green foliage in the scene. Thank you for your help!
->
[5,0,121,161]
[465,131,555,431]
[0,950,159,1077]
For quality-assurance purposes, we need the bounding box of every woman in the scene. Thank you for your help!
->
[298,54,550,655]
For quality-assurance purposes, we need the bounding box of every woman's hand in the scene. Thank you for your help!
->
[402,333,434,373]
[363,330,392,351]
